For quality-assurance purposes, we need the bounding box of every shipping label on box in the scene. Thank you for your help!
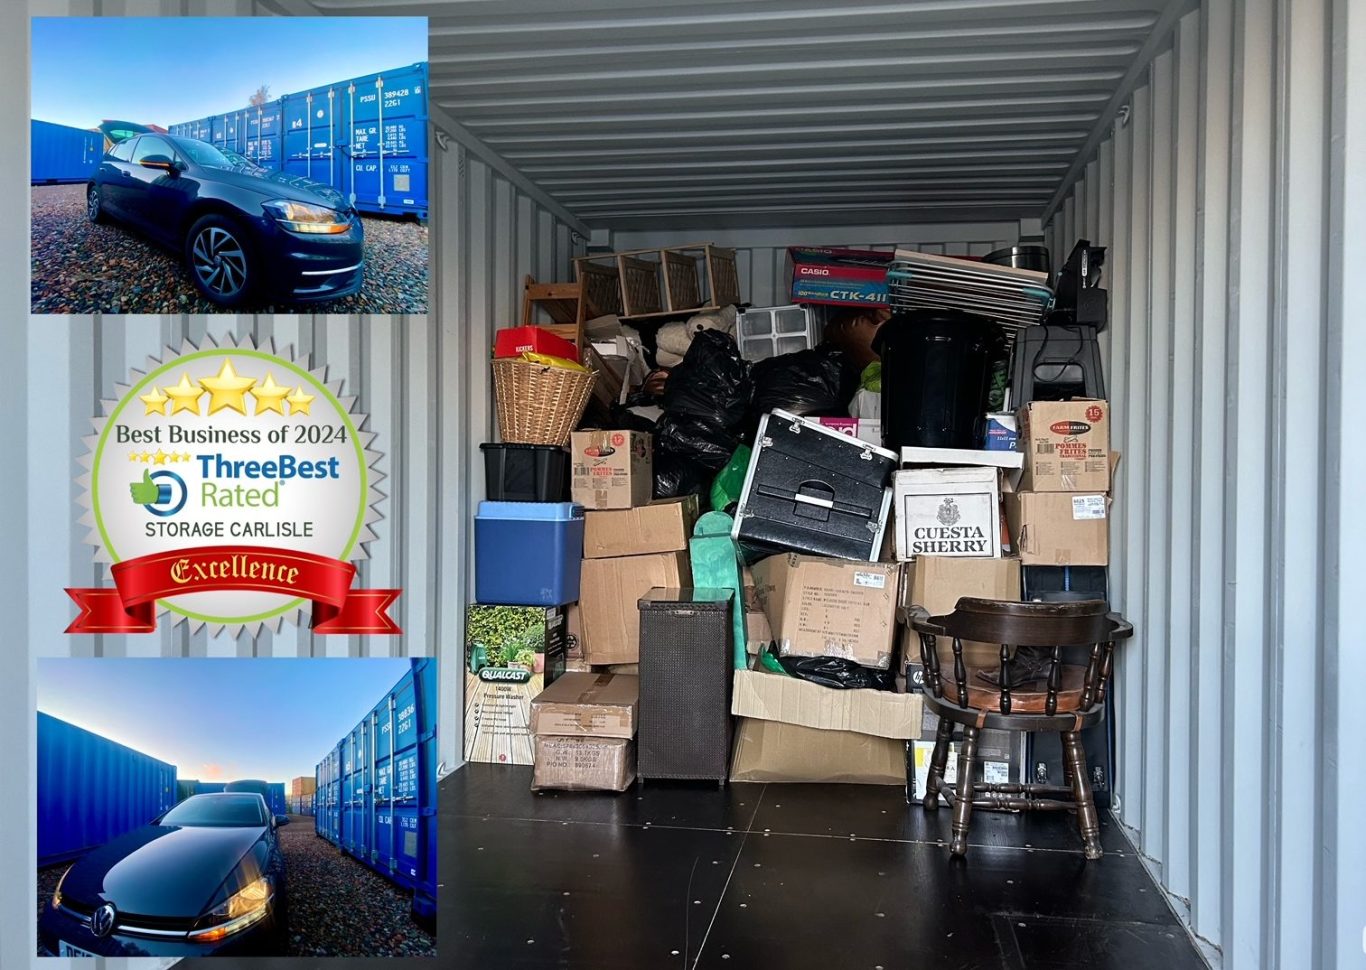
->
[571,430,653,509]
[583,495,699,559]
[463,605,566,766]
[1017,399,1110,491]
[1004,492,1110,566]
[751,554,900,669]
[531,736,636,792]
[910,739,1018,803]
[893,467,1002,560]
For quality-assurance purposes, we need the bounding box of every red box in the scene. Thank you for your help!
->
[493,326,580,363]
[817,417,859,437]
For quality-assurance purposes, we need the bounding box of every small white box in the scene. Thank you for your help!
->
[893,466,1002,560]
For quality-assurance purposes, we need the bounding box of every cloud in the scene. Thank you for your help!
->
[199,763,226,780]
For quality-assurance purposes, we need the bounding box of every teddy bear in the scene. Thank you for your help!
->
[654,304,738,367]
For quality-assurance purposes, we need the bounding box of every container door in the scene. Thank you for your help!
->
[283,87,342,191]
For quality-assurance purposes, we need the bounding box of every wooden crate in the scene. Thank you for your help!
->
[572,243,743,323]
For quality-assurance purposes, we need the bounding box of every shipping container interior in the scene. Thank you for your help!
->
[5,2,1363,970]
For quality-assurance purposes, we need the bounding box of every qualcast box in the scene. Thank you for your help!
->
[463,605,567,766]
[893,467,1002,560]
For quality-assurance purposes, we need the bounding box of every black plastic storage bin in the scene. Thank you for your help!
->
[1009,325,1107,404]
[481,442,570,502]
[872,309,1006,450]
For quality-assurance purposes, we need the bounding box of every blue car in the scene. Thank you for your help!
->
[87,133,364,307]
[38,793,289,958]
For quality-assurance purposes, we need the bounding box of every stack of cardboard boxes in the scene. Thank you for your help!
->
[529,671,640,792]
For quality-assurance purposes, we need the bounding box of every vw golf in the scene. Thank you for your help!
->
[38,792,289,957]
[87,133,364,307]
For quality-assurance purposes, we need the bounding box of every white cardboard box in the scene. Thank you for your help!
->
[893,466,1002,560]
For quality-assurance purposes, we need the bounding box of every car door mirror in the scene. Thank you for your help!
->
[139,154,176,173]
[274,814,290,827]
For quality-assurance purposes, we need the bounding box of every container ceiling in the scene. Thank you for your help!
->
[308,0,1186,229]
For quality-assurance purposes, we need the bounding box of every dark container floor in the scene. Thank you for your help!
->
[440,763,1209,970]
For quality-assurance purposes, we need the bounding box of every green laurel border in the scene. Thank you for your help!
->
[91,348,368,627]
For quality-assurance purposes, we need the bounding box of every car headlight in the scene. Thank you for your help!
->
[262,199,350,234]
[52,867,70,910]
[186,875,272,943]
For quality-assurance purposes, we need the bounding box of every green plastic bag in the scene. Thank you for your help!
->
[859,361,882,392]
[709,444,752,513]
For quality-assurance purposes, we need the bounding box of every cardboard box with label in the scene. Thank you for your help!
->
[731,668,922,738]
[1016,399,1111,491]
[571,430,653,509]
[893,467,1002,560]
[530,672,639,738]
[1004,492,1110,566]
[910,706,1025,801]
[899,556,1022,672]
[583,495,699,559]
[730,718,905,785]
[531,735,636,792]
[463,605,567,766]
[751,554,900,670]
[742,585,774,656]
[579,551,692,665]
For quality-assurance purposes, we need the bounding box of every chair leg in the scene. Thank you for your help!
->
[949,725,980,857]
[922,715,954,812]
[1062,730,1102,860]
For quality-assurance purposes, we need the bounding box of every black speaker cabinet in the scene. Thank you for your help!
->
[637,588,734,784]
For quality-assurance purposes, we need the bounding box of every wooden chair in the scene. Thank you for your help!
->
[907,597,1132,860]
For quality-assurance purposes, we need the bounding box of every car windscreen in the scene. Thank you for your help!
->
[159,794,266,827]
[173,138,235,170]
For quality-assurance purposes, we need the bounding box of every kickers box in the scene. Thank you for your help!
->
[571,430,653,509]
[1016,399,1110,491]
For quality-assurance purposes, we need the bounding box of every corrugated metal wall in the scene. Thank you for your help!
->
[1044,2,1366,968]
[611,224,1020,307]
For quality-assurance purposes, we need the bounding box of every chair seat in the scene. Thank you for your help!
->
[943,663,1088,714]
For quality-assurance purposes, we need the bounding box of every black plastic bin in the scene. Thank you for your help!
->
[481,442,570,502]
[872,309,1006,451]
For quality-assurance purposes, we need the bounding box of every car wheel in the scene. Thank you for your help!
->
[185,215,256,308]
[87,185,106,224]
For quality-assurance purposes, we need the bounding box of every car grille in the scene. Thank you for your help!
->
[59,901,197,939]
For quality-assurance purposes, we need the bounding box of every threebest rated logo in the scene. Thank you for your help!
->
[66,337,400,637]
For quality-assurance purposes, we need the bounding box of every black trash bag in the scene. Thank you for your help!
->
[653,451,714,502]
[748,345,860,423]
[655,413,738,471]
[661,329,752,426]
[777,654,896,691]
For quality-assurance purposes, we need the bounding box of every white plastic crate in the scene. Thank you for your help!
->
[736,304,818,361]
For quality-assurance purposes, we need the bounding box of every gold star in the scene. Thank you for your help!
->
[140,451,152,463]
[153,448,169,465]
[252,371,292,416]
[163,372,204,416]
[285,386,315,416]
[199,360,256,416]
[129,451,139,461]
[139,386,169,416]
[181,452,192,463]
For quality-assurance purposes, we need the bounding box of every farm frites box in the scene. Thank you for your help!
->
[1016,399,1110,491]
[464,605,566,766]
[571,430,653,509]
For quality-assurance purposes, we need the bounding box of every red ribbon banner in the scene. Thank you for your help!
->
[65,545,401,634]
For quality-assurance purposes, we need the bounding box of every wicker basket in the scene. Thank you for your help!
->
[492,357,598,446]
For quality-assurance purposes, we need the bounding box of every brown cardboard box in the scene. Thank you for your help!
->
[530,671,639,738]
[729,718,905,785]
[900,556,1022,670]
[583,496,699,559]
[743,585,773,656]
[565,603,584,660]
[1016,399,1111,492]
[731,668,922,739]
[579,551,692,665]
[571,430,653,509]
[531,736,636,792]
[751,554,900,670]
[1004,491,1110,566]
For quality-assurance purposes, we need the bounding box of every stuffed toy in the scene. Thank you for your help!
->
[654,304,737,367]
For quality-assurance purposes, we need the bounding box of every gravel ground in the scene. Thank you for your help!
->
[31,183,428,315]
[34,816,435,958]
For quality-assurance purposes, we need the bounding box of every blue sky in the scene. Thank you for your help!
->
[31,17,428,130]
[37,658,419,783]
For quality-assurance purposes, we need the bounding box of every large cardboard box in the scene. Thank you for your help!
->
[463,605,567,766]
[893,467,1002,560]
[531,736,636,792]
[751,554,900,670]
[731,668,922,739]
[579,551,692,665]
[900,556,1022,671]
[729,718,904,785]
[583,496,699,559]
[530,672,639,738]
[1016,399,1111,491]
[1004,491,1110,566]
[571,430,653,509]
[743,585,773,656]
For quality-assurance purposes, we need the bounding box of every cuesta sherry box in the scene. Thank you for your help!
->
[893,466,1002,560]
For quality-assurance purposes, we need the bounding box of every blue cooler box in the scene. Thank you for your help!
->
[475,501,585,606]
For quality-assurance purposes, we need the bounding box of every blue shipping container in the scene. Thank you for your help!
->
[37,713,177,868]
[171,62,428,219]
[315,658,437,918]
[31,119,103,185]
[221,778,288,816]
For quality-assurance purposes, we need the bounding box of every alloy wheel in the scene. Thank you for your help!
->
[190,226,248,297]
[87,188,100,221]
